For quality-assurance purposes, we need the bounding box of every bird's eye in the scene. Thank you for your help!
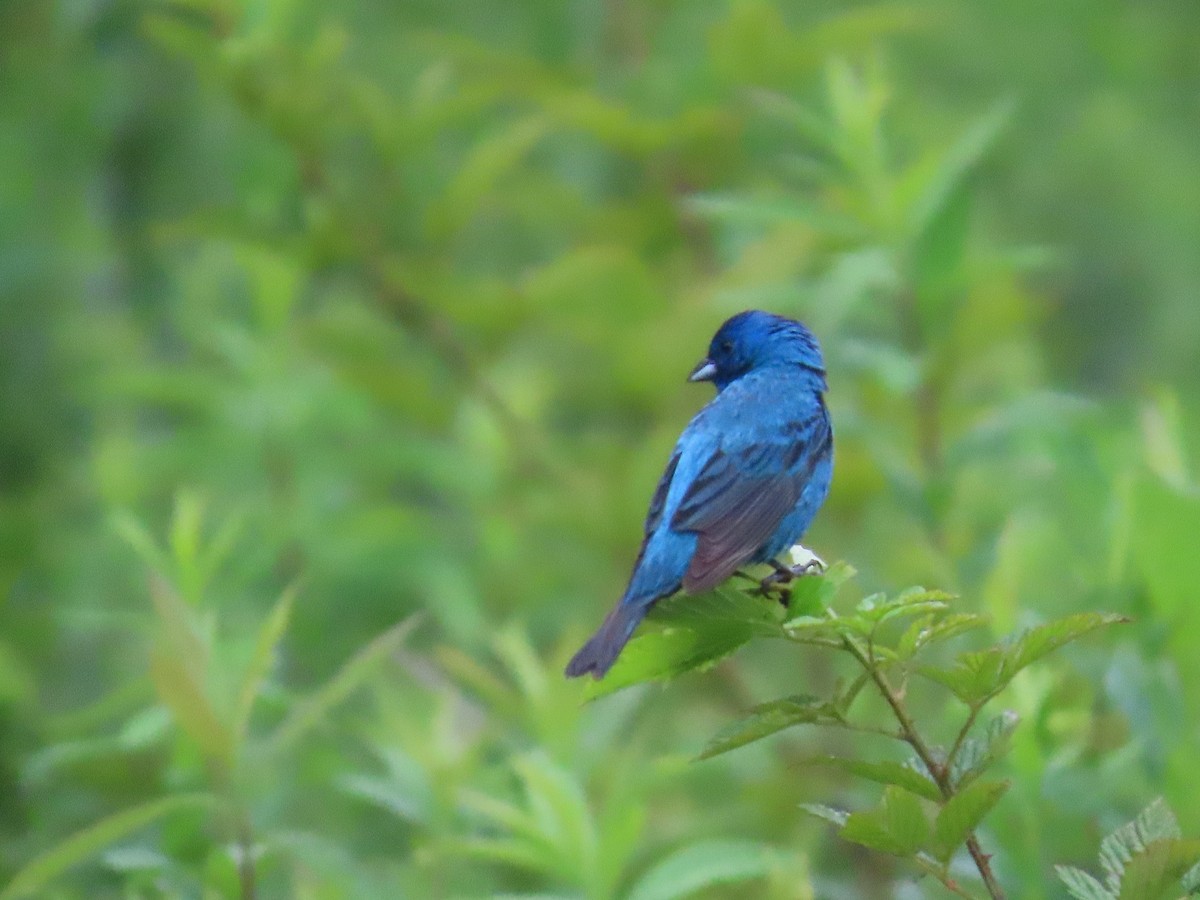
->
[720,340,734,352]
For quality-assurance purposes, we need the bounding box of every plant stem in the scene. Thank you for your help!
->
[945,704,982,775]
[236,812,257,900]
[842,638,1007,900]
[913,855,981,900]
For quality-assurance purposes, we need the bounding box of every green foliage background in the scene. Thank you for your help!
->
[2,0,1200,896]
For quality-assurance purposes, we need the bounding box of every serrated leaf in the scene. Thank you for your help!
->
[800,803,850,827]
[650,586,784,635]
[697,695,836,760]
[917,648,1005,705]
[626,840,776,900]
[1101,799,1183,892]
[920,613,1126,704]
[1184,858,1200,893]
[839,786,930,857]
[584,626,754,701]
[868,597,953,628]
[782,561,856,624]
[0,794,220,900]
[779,616,842,645]
[1057,865,1115,900]
[899,613,988,658]
[800,756,941,801]
[1004,613,1130,684]
[1057,801,1200,900]
[931,779,1009,862]
[585,580,806,699]
[1117,839,1200,900]
[950,711,1019,789]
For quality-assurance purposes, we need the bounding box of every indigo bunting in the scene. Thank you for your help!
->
[566,310,834,679]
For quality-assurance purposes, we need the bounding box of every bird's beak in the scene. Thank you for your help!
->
[687,358,718,383]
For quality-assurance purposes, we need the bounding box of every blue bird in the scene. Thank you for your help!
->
[566,310,834,679]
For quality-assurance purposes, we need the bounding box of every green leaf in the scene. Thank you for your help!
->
[899,613,989,659]
[799,803,850,827]
[800,756,941,801]
[839,786,930,857]
[149,644,231,765]
[1004,613,1130,683]
[856,588,955,633]
[906,100,1013,241]
[1061,799,1200,900]
[145,574,229,763]
[271,616,419,750]
[459,790,544,847]
[919,613,1126,704]
[584,625,755,701]
[650,585,785,635]
[626,840,777,900]
[931,779,1009,862]
[1117,840,1200,900]
[233,583,297,752]
[585,584,790,699]
[910,184,970,317]
[685,193,866,239]
[697,695,837,760]
[783,561,856,623]
[453,836,558,878]
[168,489,206,603]
[917,648,1005,705]
[0,794,220,900]
[950,710,1020,789]
[147,576,208,676]
[861,587,954,618]
[511,754,596,874]
[427,115,549,236]
[1056,866,1115,900]
[112,511,172,581]
[1101,799,1183,893]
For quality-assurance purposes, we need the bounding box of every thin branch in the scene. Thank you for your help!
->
[842,637,1007,900]
[945,703,983,777]
[236,813,257,900]
[912,854,982,900]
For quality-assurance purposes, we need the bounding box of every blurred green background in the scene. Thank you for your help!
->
[3,0,1200,897]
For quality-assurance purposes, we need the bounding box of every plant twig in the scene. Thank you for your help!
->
[945,703,983,776]
[842,637,1007,900]
[235,810,256,900]
[913,854,981,900]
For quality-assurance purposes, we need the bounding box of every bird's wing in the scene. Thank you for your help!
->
[671,407,830,593]
[643,450,681,537]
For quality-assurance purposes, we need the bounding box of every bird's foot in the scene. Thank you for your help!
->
[756,567,793,608]
[755,548,827,608]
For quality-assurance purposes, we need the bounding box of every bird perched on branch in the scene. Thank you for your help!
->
[566,310,834,679]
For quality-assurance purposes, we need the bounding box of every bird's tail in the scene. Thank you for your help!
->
[564,601,647,679]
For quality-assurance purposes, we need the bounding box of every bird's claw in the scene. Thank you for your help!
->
[755,548,827,608]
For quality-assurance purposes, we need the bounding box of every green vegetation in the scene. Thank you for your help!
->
[3,0,1200,896]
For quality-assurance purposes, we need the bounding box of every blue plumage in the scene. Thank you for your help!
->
[566,310,834,679]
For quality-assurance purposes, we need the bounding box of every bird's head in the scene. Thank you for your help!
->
[688,310,827,393]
